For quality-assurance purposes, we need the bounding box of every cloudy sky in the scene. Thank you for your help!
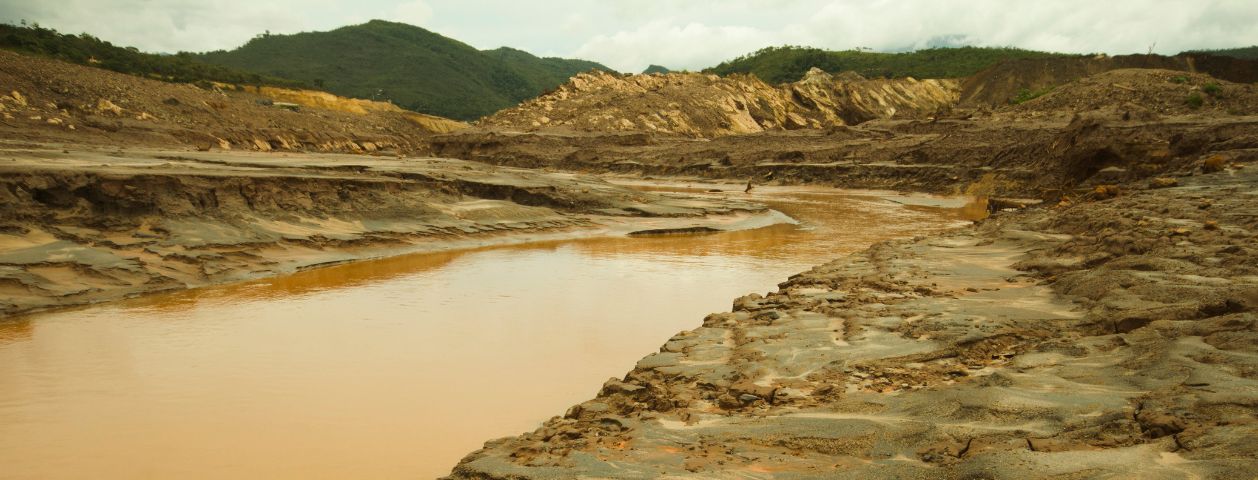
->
[1,0,1256,72]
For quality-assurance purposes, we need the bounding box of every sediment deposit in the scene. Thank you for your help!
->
[449,156,1258,479]
[0,143,772,316]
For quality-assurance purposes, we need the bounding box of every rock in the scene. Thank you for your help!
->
[1149,177,1178,188]
[600,378,645,397]
[46,118,63,126]
[96,99,123,116]
[1204,220,1220,231]
[9,90,27,106]
[716,393,742,410]
[1202,155,1227,173]
[1094,184,1120,198]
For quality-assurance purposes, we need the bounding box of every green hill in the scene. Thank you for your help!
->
[0,22,304,88]
[705,46,1074,84]
[642,64,671,74]
[196,20,613,120]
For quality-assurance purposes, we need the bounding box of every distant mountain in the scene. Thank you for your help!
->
[196,20,613,120]
[705,46,1074,84]
[1184,46,1258,60]
[642,64,671,74]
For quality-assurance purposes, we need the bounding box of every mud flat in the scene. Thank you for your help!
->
[448,164,1258,478]
[0,142,780,316]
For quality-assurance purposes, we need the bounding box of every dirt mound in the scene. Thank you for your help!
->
[961,53,1258,106]
[0,50,468,153]
[478,69,957,138]
[1005,69,1258,116]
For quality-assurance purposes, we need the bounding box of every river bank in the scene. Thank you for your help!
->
[0,142,783,316]
[0,182,973,479]
[448,163,1258,478]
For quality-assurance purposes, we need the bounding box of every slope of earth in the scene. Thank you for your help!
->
[1004,69,1258,117]
[0,143,774,317]
[196,20,611,121]
[0,50,467,154]
[478,68,958,138]
[432,92,1258,200]
[961,53,1258,106]
[448,147,1258,480]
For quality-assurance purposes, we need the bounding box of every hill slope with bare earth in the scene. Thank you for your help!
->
[960,53,1258,106]
[0,50,467,154]
[478,68,959,138]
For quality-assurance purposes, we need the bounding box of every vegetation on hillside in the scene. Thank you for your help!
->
[197,20,612,120]
[705,46,1075,84]
[642,64,671,74]
[0,21,305,88]
[1183,46,1258,60]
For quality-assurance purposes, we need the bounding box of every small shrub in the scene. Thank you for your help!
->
[1202,82,1223,97]
[1010,85,1055,104]
[1185,93,1204,109]
[1170,76,1189,84]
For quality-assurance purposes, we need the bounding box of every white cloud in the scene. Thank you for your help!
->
[0,0,1255,71]
[393,0,433,27]
[573,19,777,72]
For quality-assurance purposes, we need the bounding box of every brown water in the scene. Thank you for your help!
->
[0,185,973,479]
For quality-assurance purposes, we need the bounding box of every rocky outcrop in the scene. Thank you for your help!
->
[478,68,958,138]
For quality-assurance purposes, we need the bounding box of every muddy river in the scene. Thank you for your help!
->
[0,184,976,479]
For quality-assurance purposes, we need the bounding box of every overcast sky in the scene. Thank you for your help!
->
[1,0,1256,72]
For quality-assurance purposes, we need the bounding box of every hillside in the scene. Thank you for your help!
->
[0,22,303,88]
[196,20,612,120]
[705,45,1073,84]
[478,68,957,137]
[1185,46,1258,60]
[960,53,1258,106]
[0,49,466,153]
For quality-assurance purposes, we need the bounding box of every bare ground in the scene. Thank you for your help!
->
[447,157,1258,480]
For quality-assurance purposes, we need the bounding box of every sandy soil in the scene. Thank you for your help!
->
[0,142,780,317]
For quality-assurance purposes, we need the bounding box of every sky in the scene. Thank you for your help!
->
[1,0,1256,73]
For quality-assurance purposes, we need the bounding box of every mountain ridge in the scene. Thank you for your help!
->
[195,20,614,120]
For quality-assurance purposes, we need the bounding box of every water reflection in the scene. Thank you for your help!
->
[0,185,968,479]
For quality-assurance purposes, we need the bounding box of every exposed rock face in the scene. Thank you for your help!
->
[478,69,958,138]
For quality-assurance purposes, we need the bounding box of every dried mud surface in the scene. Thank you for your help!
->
[448,160,1258,480]
[0,143,774,316]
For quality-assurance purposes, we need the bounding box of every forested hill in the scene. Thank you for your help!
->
[196,20,613,120]
[0,22,303,88]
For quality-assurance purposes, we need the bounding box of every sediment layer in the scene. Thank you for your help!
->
[0,143,771,316]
